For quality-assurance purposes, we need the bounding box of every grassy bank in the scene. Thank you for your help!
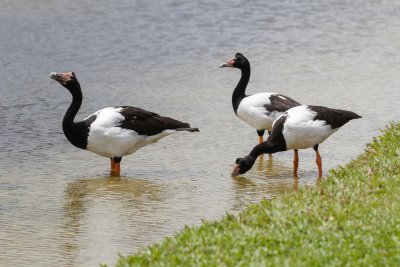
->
[114,122,400,266]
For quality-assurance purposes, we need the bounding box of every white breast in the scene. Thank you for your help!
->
[86,107,176,158]
[236,93,281,131]
[282,106,337,150]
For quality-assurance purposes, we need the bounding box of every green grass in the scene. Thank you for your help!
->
[113,122,400,267]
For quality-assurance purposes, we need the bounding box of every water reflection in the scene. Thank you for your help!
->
[230,153,329,213]
[231,155,301,211]
[2,0,400,265]
[60,176,165,266]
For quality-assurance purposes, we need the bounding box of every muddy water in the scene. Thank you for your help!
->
[1,0,400,266]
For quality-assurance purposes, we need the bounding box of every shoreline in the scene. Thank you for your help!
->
[111,122,400,266]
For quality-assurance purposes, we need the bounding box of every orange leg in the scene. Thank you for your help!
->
[293,149,299,177]
[110,158,116,171]
[315,149,322,177]
[257,130,265,144]
[110,157,122,177]
[114,162,121,176]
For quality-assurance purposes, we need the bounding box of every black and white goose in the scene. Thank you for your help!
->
[50,72,199,176]
[231,105,361,177]
[220,53,301,143]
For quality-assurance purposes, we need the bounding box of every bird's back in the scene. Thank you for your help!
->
[308,105,362,129]
[85,106,197,158]
[237,93,300,131]
[117,106,194,135]
[85,106,194,136]
[278,105,361,150]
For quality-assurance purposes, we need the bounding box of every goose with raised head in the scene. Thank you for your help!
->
[50,72,199,176]
[220,53,301,143]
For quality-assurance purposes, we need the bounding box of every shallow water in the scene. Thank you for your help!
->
[1,0,400,266]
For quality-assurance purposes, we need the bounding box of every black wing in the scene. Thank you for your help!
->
[309,105,361,129]
[117,106,191,136]
[83,114,97,127]
[265,94,301,113]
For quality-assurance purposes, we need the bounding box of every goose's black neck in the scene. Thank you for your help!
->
[249,135,287,159]
[251,115,288,158]
[62,84,89,149]
[232,63,250,114]
[249,142,274,159]
[63,85,82,129]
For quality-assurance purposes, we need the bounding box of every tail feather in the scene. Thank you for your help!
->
[175,127,199,132]
[350,112,362,120]
[309,105,361,129]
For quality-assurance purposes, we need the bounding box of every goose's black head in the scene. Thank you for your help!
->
[231,155,255,176]
[220,52,250,70]
[50,72,79,91]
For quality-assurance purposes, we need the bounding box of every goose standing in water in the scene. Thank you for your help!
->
[220,53,301,143]
[50,72,198,176]
[231,105,361,177]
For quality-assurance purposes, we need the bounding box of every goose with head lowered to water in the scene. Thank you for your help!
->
[220,52,301,144]
[50,71,199,176]
[231,105,361,177]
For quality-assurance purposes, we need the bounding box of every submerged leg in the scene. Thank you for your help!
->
[313,144,322,177]
[293,149,299,177]
[110,157,122,176]
[257,130,265,144]
[110,158,116,171]
[115,157,122,176]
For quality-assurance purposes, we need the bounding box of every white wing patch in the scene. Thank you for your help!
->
[236,92,282,131]
[86,107,125,128]
[282,106,337,150]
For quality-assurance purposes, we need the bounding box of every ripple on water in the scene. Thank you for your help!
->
[1,0,400,266]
